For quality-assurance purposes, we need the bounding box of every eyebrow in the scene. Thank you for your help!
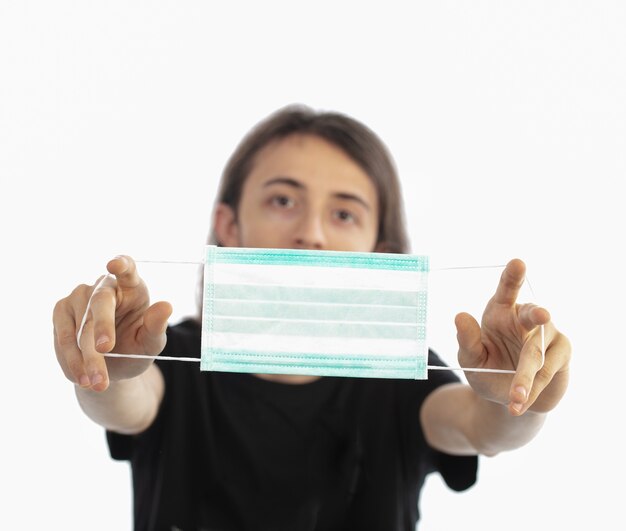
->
[263,176,371,210]
[263,177,305,190]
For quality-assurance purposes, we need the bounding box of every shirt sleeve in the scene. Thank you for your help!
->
[406,349,479,492]
[105,320,195,461]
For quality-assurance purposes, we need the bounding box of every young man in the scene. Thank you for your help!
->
[53,105,571,530]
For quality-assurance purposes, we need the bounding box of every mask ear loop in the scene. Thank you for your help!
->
[76,273,114,348]
[100,259,546,376]
[426,265,546,375]
[523,273,546,368]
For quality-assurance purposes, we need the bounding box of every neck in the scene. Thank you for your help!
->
[254,373,322,385]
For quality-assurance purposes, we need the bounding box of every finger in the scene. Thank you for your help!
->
[524,334,571,412]
[73,276,114,391]
[77,314,110,392]
[508,324,557,415]
[455,312,485,365]
[106,255,141,290]
[492,258,526,307]
[137,301,173,355]
[88,273,119,353]
[517,303,551,331]
[53,298,91,388]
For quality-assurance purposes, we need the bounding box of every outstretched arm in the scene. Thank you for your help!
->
[53,256,172,434]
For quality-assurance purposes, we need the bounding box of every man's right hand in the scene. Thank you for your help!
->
[53,255,172,392]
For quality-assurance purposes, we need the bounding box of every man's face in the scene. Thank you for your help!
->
[218,134,380,253]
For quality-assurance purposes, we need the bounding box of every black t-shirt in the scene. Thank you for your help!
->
[107,319,478,531]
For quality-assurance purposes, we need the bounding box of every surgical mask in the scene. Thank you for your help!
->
[200,245,430,379]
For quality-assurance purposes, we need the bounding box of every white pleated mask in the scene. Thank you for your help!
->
[200,245,430,379]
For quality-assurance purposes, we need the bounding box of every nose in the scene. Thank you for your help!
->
[293,210,326,250]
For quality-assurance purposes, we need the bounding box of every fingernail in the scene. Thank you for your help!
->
[511,402,523,414]
[79,374,91,387]
[90,373,103,386]
[96,335,110,347]
[514,385,527,402]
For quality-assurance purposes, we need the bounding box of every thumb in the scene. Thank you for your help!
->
[138,301,173,355]
[455,312,484,366]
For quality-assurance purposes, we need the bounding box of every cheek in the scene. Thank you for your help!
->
[325,223,378,252]
[238,209,294,247]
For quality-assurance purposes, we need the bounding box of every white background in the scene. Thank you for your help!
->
[1,1,624,529]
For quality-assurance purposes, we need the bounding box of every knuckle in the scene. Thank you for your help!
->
[90,287,116,309]
[56,330,78,348]
[524,343,544,366]
[53,298,68,317]
[70,283,94,301]
[532,362,556,388]
[66,358,85,378]
[528,343,545,365]
[58,283,100,314]
[556,333,572,356]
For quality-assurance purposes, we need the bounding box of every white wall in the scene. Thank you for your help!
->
[1,1,624,529]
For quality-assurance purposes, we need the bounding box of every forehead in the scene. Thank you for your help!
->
[248,134,376,193]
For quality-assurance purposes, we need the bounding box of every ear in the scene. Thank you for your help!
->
[213,203,240,247]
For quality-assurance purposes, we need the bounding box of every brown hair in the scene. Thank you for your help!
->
[209,104,410,253]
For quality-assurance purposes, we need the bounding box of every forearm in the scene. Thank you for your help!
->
[468,391,546,456]
[75,364,164,435]
[421,383,546,456]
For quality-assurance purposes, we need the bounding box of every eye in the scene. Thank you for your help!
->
[270,195,295,209]
[333,209,356,224]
